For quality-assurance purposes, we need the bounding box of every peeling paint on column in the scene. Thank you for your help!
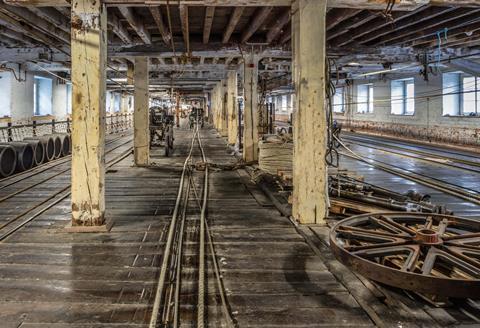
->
[70,0,107,227]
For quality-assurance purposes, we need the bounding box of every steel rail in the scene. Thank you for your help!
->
[196,128,207,328]
[173,173,190,328]
[343,133,480,161]
[343,134,480,173]
[149,127,198,328]
[335,135,480,206]
[0,144,133,242]
[194,126,235,328]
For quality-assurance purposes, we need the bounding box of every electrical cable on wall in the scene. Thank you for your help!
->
[325,57,339,168]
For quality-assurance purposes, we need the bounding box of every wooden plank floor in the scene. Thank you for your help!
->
[1,126,478,327]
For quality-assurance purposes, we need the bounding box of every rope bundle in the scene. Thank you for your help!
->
[258,135,293,176]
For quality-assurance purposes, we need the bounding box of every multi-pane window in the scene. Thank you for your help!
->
[66,83,72,114]
[0,72,11,117]
[442,73,480,116]
[357,84,373,113]
[442,73,461,116]
[462,76,480,115]
[391,78,414,115]
[33,76,53,116]
[333,87,344,113]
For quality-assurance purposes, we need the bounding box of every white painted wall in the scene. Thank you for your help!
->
[0,72,12,118]
[334,73,480,145]
[52,82,69,120]
[10,72,34,123]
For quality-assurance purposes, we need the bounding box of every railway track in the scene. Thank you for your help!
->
[149,124,234,328]
[342,133,480,173]
[0,134,133,241]
[336,135,480,207]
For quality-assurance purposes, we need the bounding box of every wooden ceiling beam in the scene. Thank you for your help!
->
[266,8,290,44]
[241,6,273,43]
[118,7,151,44]
[179,4,190,53]
[149,6,171,45]
[350,6,457,46]
[5,0,480,10]
[108,12,132,44]
[222,7,243,44]
[0,3,70,43]
[0,11,69,53]
[326,9,362,31]
[376,8,480,46]
[55,7,70,17]
[327,11,377,41]
[329,5,429,47]
[27,7,69,33]
[203,6,215,44]
[0,26,35,46]
[411,21,480,48]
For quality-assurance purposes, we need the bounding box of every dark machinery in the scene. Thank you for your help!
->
[329,174,450,214]
[149,106,174,156]
[330,212,480,298]
[189,107,204,129]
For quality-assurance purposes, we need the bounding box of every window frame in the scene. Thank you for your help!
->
[333,87,345,113]
[461,75,479,116]
[356,83,374,114]
[391,78,415,116]
[33,75,53,117]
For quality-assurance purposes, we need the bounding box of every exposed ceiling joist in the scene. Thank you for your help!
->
[149,6,171,45]
[27,7,69,33]
[326,9,362,31]
[179,4,190,53]
[0,3,70,43]
[5,0,480,9]
[118,6,151,44]
[0,11,70,54]
[266,9,290,43]
[222,7,243,44]
[203,6,215,44]
[108,12,132,44]
[241,6,273,43]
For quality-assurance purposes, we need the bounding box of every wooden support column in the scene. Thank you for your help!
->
[70,0,107,227]
[219,79,228,137]
[292,0,328,224]
[121,92,129,113]
[213,83,219,130]
[243,53,259,162]
[133,57,149,166]
[126,60,134,85]
[226,70,238,145]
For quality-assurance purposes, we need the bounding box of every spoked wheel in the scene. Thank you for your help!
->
[330,212,480,298]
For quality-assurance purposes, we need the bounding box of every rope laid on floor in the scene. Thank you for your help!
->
[258,135,293,175]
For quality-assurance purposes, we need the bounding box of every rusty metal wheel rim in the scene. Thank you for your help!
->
[330,212,480,298]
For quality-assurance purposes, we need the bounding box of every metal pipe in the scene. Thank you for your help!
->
[0,142,34,172]
[0,145,16,177]
[24,136,55,162]
[22,139,45,166]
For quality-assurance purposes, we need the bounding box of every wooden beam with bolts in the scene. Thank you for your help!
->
[149,6,171,45]
[118,6,151,44]
[241,6,273,43]
[179,4,190,54]
[223,7,244,44]
[203,6,215,44]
